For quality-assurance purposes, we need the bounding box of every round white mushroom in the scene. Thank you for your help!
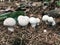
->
[48,17,56,26]
[3,18,16,32]
[29,17,37,28]
[48,17,54,23]
[42,15,49,21]
[17,15,29,26]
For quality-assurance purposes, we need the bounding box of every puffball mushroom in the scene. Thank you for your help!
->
[42,15,49,21]
[48,17,54,23]
[42,15,49,24]
[42,15,56,26]
[29,17,37,28]
[3,18,16,32]
[48,17,56,26]
[29,17,40,28]
[17,15,29,26]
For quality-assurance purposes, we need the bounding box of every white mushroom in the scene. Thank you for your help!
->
[48,17,54,23]
[42,15,49,21]
[29,17,37,28]
[29,17,41,28]
[48,17,56,26]
[42,15,49,24]
[42,15,56,26]
[3,18,16,32]
[17,15,29,26]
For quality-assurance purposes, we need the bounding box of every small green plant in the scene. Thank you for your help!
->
[56,1,60,6]
[0,11,25,22]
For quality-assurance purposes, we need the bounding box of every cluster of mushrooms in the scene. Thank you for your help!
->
[3,15,56,32]
[42,15,56,26]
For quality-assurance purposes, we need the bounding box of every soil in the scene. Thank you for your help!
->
[0,0,60,45]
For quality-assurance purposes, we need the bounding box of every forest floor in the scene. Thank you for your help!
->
[0,1,60,45]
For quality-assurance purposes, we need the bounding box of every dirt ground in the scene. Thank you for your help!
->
[0,0,60,45]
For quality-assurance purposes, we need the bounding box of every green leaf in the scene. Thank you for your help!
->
[56,1,60,6]
[0,11,25,22]
[9,11,25,18]
[0,12,11,21]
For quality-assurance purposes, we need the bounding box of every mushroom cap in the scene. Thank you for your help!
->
[17,15,24,20]
[42,15,49,21]
[24,16,30,20]
[17,16,29,26]
[3,18,16,26]
[48,17,54,22]
[29,17,37,24]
